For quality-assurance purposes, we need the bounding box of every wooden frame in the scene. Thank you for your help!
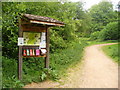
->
[18,18,23,80]
[18,19,49,80]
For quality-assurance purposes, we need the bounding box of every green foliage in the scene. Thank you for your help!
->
[2,57,24,88]
[90,31,100,40]
[2,57,17,78]
[50,29,67,53]
[50,40,87,76]
[2,2,26,59]
[89,1,118,32]
[2,2,86,59]
[99,22,119,41]
[102,44,119,63]
[2,40,87,88]
[90,22,119,41]
[3,75,24,88]
[2,56,58,87]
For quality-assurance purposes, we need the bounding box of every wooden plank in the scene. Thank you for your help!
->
[23,55,46,58]
[22,25,46,32]
[22,45,39,48]
[30,20,64,26]
[45,26,50,68]
[23,29,46,32]
[18,18,23,80]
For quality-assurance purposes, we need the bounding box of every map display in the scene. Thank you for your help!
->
[23,32,41,45]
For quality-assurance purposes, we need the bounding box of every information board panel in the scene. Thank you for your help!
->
[23,32,41,45]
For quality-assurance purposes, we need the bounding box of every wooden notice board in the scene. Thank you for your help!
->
[18,14,64,80]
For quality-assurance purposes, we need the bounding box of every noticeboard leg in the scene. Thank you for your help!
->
[45,56,49,68]
[18,46,22,80]
[45,26,50,68]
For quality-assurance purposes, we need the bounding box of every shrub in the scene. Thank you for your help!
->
[99,22,119,41]
[2,57,17,78]
[90,31,100,40]
[2,57,24,88]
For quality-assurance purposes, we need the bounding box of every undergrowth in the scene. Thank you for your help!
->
[2,40,87,88]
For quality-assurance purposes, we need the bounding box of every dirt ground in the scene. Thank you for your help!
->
[24,43,118,88]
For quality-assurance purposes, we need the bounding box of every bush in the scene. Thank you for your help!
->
[2,56,60,88]
[99,22,119,41]
[2,57,17,78]
[2,57,24,88]
[50,29,67,53]
[50,40,87,76]
[90,31,100,40]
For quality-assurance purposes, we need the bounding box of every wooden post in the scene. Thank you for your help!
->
[18,18,23,80]
[45,26,50,68]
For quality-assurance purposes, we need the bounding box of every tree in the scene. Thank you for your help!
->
[89,1,118,32]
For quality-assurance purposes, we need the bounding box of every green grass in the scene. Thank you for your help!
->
[79,37,118,46]
[87,40,118,46]
[102,44,119,64]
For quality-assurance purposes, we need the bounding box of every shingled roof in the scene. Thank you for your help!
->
[22,14,64,26]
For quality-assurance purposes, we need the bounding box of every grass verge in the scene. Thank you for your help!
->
[102,43,119,64]
[79,37,118,46]
[87,40,118,46]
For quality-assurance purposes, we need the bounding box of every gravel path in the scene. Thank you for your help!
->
[79,43,118,88]
[24,43,118,88]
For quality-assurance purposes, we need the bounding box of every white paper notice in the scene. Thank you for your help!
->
[18,37,24,46]
[39,32,46,48]
[40,42,46,48]
[41,49,47,54]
